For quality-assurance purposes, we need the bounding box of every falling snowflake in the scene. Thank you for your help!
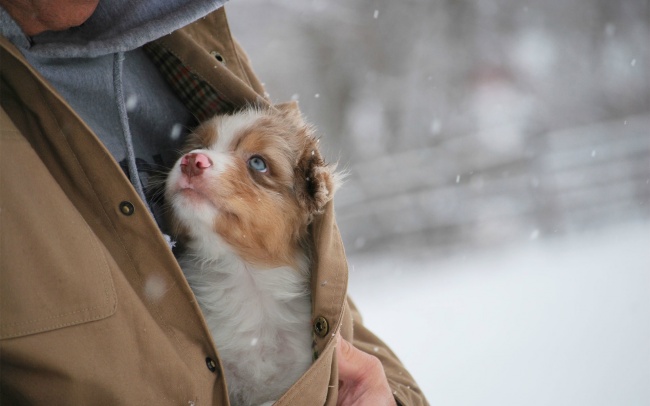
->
[170,123,183,140]
[125,94,138,112]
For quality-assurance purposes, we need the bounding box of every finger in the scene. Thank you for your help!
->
[336,334,384,385]
[336,335,396,406]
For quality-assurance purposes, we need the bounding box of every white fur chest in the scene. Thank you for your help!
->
[179,239,313,406]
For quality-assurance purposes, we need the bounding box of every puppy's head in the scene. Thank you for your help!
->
[165,103,338,267]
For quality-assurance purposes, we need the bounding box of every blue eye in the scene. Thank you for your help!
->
[248,156,268,172]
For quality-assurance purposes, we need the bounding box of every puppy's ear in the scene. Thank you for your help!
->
[295,138,339,220]
[275,101,306,126]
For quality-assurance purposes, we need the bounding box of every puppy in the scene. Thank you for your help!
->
[165,103,338,406]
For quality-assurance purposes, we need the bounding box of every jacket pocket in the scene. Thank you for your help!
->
[0,125,117,339]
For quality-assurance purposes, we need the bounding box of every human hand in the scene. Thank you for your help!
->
[336,334,397,406]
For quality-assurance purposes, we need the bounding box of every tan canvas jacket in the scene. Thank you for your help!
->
[0,7,427,406]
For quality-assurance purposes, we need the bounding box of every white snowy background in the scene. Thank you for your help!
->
[228,0,650,403]
[348,222,650,405]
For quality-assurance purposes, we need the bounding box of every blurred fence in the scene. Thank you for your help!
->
[335,115,650,252]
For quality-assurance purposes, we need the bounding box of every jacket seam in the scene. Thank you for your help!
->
[2,315,114,339]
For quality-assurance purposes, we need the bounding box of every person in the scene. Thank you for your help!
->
[0,1,428,405]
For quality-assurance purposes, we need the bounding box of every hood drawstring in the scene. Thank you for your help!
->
[113,52,150,210]
[113,52,176,249]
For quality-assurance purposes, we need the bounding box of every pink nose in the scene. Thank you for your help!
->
[180,153,212,177]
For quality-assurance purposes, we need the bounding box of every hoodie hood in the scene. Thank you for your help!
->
[2,0,226,57]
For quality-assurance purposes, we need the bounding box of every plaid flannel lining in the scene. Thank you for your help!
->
[143,42,235,122]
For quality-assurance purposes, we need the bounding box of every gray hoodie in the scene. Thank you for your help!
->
[1,0,227,232]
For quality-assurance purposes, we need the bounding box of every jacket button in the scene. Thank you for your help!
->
[206,357,217,373]
[119,201,135,216]
[313,316,329,338]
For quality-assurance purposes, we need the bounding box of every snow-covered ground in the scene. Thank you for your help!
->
[348,221,650,405]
